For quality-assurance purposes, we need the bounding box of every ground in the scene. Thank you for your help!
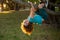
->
[0,11,60,40]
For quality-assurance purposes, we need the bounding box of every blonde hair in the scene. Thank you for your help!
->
[20,20,33,36]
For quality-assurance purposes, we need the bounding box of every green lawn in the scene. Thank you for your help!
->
[0,11,60,40]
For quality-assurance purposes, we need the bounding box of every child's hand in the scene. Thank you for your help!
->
[28,2,34,8]
[28,2,33,5]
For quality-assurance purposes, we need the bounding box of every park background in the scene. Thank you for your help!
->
[0,0,60,40]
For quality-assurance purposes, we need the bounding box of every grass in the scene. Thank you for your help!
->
[0,11,60,40]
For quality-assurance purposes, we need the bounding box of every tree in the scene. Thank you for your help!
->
[25,0,39,4]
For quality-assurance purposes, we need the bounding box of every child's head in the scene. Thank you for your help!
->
[21,19,33,35]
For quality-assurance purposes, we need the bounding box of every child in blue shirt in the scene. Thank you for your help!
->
[27,2,47,24]
[21,1,47,35]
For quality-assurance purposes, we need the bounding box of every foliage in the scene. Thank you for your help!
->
[56,0,60,4]
[25,0,39,4]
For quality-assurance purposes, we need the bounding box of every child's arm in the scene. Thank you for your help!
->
[28,2,35,18]
[29,7,35,18]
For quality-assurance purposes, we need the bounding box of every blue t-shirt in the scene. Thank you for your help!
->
[35,8,48,20]
[28,15,43,24]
